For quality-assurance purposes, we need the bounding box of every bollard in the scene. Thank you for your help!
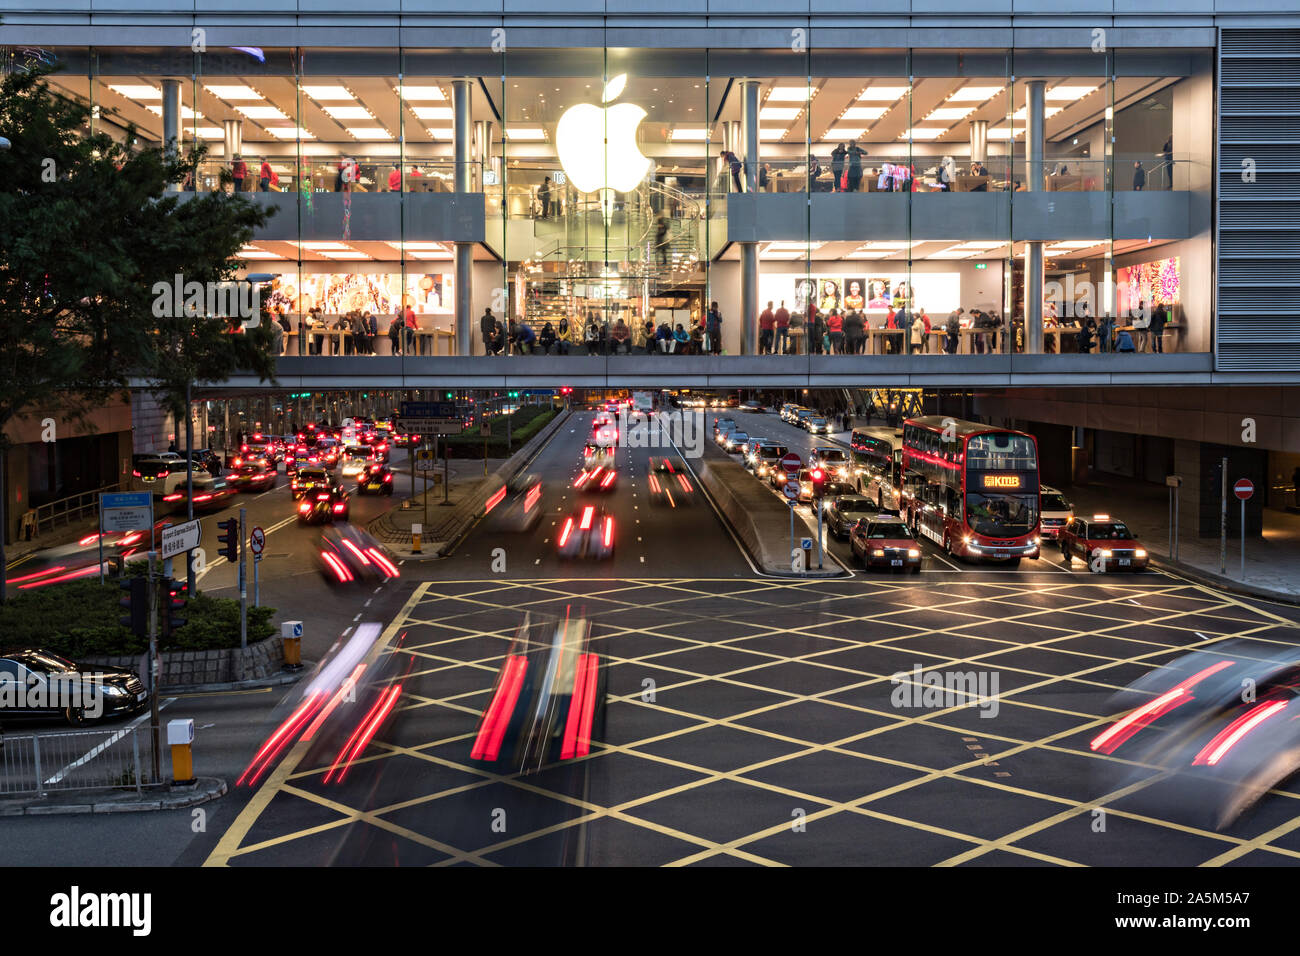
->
[801,540,814,574]
[281,620,303,671]
[411,522,423,554]
[167,718,196,785]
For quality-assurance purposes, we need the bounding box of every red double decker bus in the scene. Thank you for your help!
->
[901,416,1041,565]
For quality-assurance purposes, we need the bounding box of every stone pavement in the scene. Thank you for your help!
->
[0,777,226,816]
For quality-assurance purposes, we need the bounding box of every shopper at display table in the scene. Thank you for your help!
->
[758,302,775,354]
[827,309,844,353]
[775,301,791,355]
[843,309,865,354]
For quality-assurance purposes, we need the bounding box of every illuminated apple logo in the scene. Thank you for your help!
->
[555,74,651,221]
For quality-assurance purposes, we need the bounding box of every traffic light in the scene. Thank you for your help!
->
[217,517,239,563]
[161,577,188,639]
[118,577,148,638]
[810,468,827,499]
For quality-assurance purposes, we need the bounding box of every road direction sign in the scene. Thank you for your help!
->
[800,537,813,550]
[415,448,436,471]
[403,418,464,436]
[783,480,800,501]
[401,401,458,420]
[250,525,265,555]
[100,492,153,533]
[160,519,202,559]
[1234,478,1254,501]
[780,452,802,472]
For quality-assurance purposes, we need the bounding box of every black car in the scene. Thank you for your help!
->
[355,462,395,496]
[0,649,147,725]
[297,483,350,524]
[825,494,880,539]
[291,466,332,500]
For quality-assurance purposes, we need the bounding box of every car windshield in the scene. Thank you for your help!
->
[760,447,785,459]
[13,650,76,672]
[345,445,371,458]
[1088,523,1135,540]
[838,500,878,513]
[809,418,827,426]
[1041,493,1071,511]
[866,523,911,539]
[730,433,748,441]
[817,450,848,463]
[965,493,1039,537]
[298,469,328,482]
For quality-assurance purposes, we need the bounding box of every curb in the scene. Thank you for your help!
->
[1151,555,1300,606]
[0,777,227,816]
[160,666,310,696]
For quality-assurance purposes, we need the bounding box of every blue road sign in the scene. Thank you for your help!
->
[102,492,153,509]
[400,401,458,419]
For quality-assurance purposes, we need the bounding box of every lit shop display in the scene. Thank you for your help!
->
[763,273,962,315]
[1117,257,1180,315]
[263,272,454,316]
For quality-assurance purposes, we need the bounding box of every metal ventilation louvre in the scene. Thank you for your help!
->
[1218,29,1300,371]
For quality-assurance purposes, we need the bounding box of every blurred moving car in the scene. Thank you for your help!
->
[240,433,281,465]
[722,431,750,453]
[468,615,605,774]
[557,504,615,560]
[161,475,237,514]
[229,459,279,492]
[355,462,395,496]
[573,463,618,492]
[751,442,789,480]
[1091,641,1300,830]
[340,444,376,480]
[583,443,616,470]
[648,456,695,506]
[1059,514,1149,572]
[486,473,545,531]
[850,516,923,572]
[0,648,147,725]
[808,446,853,491]
[825,494,880,539]
[802,415,832,435]
[297,482,350,524]
[317,524,400,585]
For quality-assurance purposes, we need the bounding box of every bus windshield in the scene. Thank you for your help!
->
[965,493,1038,537]
[966,433,1037,470]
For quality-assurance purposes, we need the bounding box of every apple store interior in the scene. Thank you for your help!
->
[33,44,1213,357]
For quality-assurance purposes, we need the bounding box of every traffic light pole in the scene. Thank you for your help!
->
[147,549,160,784]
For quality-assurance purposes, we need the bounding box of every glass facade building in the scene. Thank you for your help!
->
[2,11,1268,372]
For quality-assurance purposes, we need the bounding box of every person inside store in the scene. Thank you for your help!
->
[845,141,866,192]
[655,320,673,353]
[707,302,723,354]
[894,303,911,353]
[231,154,248,192]
[353,310,375,355]
[720,148,745,193]
[492,317,507,355]
[403,302,419,355]
[759,163,770,192]
[655,216,670,267]
[945,309,961,354]
[610,317,631,354]
[304,305,324,355]
[539,321,556,354]
[775,301,791,355]
[557,316,571,354]
[831,144,847,192]
[515,320,537,354]
[583,315,600,353]
[788,305,805,354]
[827,309,844,353]
[480,307,498,356]
[259,157,273,192]
[843,308,864,355]
[1076,314,1098,353]
[331,311,353,355]
[690,321,705,354]
[1150,301,1168,353]
[387,312,403,355]
[388,165,402,192]
[642,317,656,353]
[758,302,775,354]
[1132,160,1146,191]
[538,176,552,219]
[673,323,691,354]
[809,306,826,355]
[970,160,988,191]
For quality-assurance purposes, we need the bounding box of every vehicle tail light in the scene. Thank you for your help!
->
[321,550,353,583]
[194,494,212,502]
[573,470,591,489]
[333,503,345,513]
[1089,659,1234,754]
[603,516,614,547]
[367,548,399,577]
[341,540,370,565]
[558,517,575,547]
[384,474,392,482]
[485,486,507,513]
[317,493,330,500]
[1192,700,1290,766]
[163,493,183,502]
[119,532,142,546]
[300,503,311,514]
[649,474,661,493]
[579,506,595,530]
[132,470,141,477]
[600,470,617,488]
[677,474,692,492]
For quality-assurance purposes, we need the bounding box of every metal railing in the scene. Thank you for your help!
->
[0,725,156,797]
[30,481,123,539]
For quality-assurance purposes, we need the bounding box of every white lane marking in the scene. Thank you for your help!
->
[364,598,372,607]
[45,698,173,785]
[373,586,383,594]
[535,558,541,565]
[639,556,645,563]
[353,613,362,622]
[399,560,406,566]
[342,626,353,637]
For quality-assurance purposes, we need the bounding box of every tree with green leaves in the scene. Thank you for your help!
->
[0,62,279,601]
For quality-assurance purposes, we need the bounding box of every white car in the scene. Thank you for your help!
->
[1039,485,1074,540]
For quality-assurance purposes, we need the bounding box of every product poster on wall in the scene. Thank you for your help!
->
[1117,257,1180,316]
[762,273,962,317]
[263,272,455,316]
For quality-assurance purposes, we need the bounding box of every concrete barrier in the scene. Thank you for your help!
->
[697,454,842,576]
